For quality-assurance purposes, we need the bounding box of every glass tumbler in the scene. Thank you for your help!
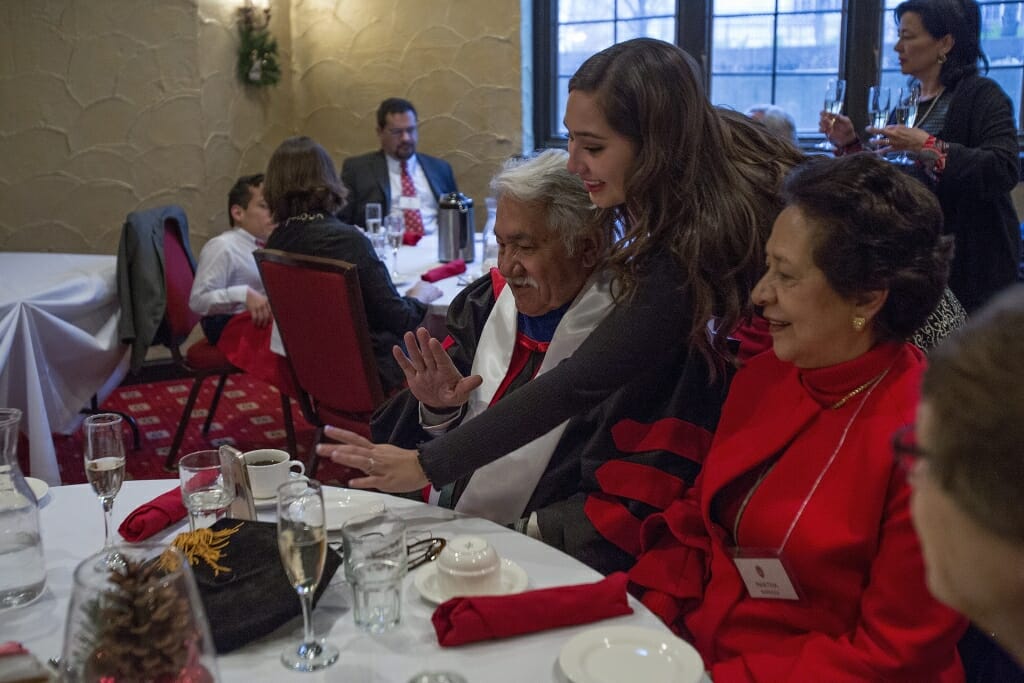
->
[341,510,407,633]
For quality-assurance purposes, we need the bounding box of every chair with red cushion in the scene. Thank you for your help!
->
[255,249,386,478]
[117,206,295,470]
[162,221,297,469]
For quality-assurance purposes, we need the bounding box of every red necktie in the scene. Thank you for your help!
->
[400,159,425,237]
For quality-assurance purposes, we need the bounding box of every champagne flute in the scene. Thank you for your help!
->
[384,212,405,280]
[83,414,126,568]
[891,85,920,165]
[867,85,892,151]
[277,478,338,672]
[817,77,847,150]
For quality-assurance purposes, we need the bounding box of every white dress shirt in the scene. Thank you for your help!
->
[385,153,440,233]
[188,227,264,316]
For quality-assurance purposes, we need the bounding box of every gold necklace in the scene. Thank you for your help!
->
[831,370,887,410]
[913,88,946,129]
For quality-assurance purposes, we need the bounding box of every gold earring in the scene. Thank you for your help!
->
[852,315,866,332]
[937,52,947,64]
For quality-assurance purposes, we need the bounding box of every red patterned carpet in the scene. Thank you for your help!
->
[51,374,320,484]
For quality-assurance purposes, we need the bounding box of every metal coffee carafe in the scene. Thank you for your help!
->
[437,192,475,263]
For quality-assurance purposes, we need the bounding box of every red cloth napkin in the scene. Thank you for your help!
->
[431,571,634,646]
[403,231,423,246]
[117,486,187,542]
[421,259,466,283]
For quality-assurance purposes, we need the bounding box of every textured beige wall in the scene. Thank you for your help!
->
[0,0,522,254]
[293,0,522,230]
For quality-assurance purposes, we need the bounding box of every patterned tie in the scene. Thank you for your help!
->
[400,159,425,237]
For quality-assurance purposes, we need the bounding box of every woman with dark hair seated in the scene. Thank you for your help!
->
[262,136,441,392]
[630,154,966,681]
[822,0,1019,313]
[910,284,1024,676]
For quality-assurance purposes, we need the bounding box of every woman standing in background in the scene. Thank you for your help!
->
[824,0,1019,313]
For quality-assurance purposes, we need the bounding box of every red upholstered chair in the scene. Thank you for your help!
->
[254,249,386,477]
[158,223,242,469]
[116,208,296,470]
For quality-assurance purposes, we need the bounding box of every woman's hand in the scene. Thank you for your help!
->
[318,426,429,491]
[393,327,482,409]
[820,111,857,147]
[865,124,931,153]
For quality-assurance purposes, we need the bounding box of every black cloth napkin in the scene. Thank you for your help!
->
[185,519,341,653]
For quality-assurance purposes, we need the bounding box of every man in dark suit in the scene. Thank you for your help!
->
[338,98,458,233]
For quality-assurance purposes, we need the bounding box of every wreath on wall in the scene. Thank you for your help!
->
[237,21,280,87]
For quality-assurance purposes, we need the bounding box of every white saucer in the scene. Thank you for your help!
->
[25,477,49,503]
[323,488,386,531]
[252,495,278,509]
[413,558,528,605]
[558,625,703,683]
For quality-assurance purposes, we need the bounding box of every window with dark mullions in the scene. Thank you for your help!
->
[880,0,1024,126]
[534,0,1024,149]
[552,0,677,140]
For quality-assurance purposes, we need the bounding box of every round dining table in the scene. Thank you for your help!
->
[4,480,704,682]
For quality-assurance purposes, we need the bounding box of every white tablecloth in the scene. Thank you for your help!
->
[4,480,695,682]
[0,253,129,485]
[389,233,485,336]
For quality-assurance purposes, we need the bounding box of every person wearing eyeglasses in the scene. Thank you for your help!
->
[629,154,966,680]
[908,284,1024,673]
[338,97,458,236]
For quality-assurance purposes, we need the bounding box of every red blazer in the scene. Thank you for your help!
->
[631,342,966,682]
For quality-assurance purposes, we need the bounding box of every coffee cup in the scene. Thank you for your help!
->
[436,535,502,599]
[243,449,305,499]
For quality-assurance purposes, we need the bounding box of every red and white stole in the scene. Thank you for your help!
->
[455,272,615,524]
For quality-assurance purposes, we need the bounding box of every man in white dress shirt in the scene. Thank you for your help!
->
[338,98,458,233]
[189,174,275,344]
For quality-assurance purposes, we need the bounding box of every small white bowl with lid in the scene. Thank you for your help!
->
[435,535,503,599]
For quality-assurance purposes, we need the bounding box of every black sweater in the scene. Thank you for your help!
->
[417,251,695,486]
[934,74,1020,313]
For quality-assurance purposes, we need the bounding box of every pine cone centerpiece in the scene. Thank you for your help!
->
[78,553,212,683]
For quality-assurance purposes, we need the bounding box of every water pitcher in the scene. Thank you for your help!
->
[0,408,46,609]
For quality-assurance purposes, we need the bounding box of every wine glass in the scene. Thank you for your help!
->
[384,212,405,280]
[277,478,339,672]
[817,77,847,150]
[867,85,892,151]
[891,85,920,165]
[83,414,126,568]
[178,449,235,532]
[370,229,388,262]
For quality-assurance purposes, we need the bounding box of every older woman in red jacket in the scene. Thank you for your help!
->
[630,154,966,681]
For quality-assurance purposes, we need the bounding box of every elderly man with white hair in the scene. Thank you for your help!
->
[364,149,727,575]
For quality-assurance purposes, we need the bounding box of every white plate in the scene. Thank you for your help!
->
[413,558,528,605]
[323,488,386,531]
[25,477,49,502]
[558,626,703,683]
